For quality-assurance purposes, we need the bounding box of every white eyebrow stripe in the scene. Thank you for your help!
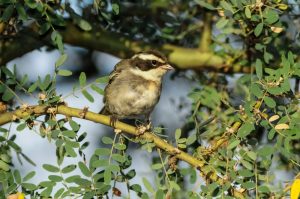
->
[132,54,165,63]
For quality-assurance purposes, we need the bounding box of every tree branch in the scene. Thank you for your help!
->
[0,105,205,169]
[0,104,246,197]
[198,0,213,52]
[0,23,251,73]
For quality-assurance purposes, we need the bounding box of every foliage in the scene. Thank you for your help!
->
[0,0,300,198]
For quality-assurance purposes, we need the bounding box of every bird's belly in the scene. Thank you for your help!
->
[106,82,160,118]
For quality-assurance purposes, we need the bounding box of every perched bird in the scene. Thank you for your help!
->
[100,50,173,132]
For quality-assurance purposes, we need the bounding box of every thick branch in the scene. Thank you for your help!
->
[0,105,205,170]
[0,23,251,73]
[198,0,213,52]
[0,105,246,197]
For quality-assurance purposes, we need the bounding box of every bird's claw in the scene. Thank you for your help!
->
[136,122,152,136]
[110,115,117,127]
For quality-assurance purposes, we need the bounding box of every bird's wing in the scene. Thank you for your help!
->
[102,59,130,104]
[108,59,129,84]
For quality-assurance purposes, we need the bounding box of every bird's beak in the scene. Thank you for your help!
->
[160,64,174,70]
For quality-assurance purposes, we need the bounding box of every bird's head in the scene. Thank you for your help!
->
[130,50,173,82]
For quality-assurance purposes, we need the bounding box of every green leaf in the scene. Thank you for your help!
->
[255,59,263,79]
[169,181,180,191]
[254,23,264,37]
[65,175,80,183]
[2,89,14,101]
[62,130,77,138]
[264,96,276,108]
[114,143,126,150]
[112,3,119,14]
[101,136,113,144]
[79,72,86,87]
[51,31,64,53]
[17,123,26,131]
[61,164,77,173]
[78,19,92,31]
[54,188,65,198]
[151,163,163,170]
[238,169,254,177]
[195,0,215,10]
[175,128,181,140]
[265,9,279,24]
[58,69,72,76]
[16,4,27,21]
[7,140,21,152]
[43,164,60,173]
[28,82,38,93]
[91,84,104,95]
[94,148,110,156]
[40,186,53,197]
[22,182,37,190]
[39,22,51,35]
[2,5,14,22]
[82,89,94,102]
[186,133,196,145]
[237,122,255,138]
[104,169,111,185]
[92,159,109,168]
[130,184,142,193]
[24,0,37,8]
[247,151,257,161]
[78,162,91,177]
[263,50,273,64]
[23,171,36,181]
[78,132,87,142]
[251,84,263,98]
[155,189,165,199]
[112,154,126,163]
[228,139,240,150]
[65,145,77,157]
[220,1,234,13]
[48,175,63,182]
[55,54,68,68]
[126,169,136,179]
[257,146,274,157]
[245,6,251,18]
[142,177,155,193]
[267,129,276,140]
[14,170,22,184]
[69,120,80,131]
[216,18,229,29]
[258,185,270,193]
[95,76,109,83]
[242,181,255,189]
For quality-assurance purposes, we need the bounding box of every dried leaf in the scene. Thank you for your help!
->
[270,26,283,33]
[268,115,280,122]
[274,123,289,130]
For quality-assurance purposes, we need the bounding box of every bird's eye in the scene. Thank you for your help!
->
[151,60,157,66]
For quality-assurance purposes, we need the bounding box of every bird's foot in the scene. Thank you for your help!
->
[136,122,152,136]
[79,106,89,119]
[109,115,117,127]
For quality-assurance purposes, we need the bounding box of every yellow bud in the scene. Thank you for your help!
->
[17,192,25,199]
[291,179,300,199]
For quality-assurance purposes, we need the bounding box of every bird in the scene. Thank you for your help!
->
[100,50,173,133]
